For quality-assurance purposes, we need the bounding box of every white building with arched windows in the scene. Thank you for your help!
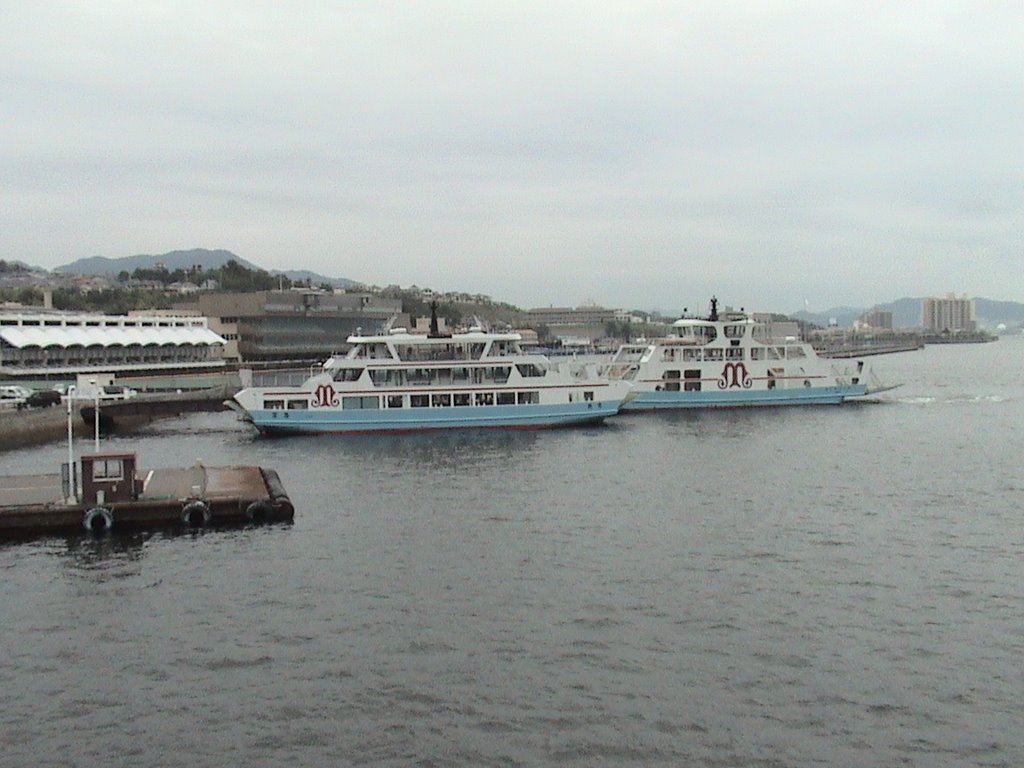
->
[0,310,226,376]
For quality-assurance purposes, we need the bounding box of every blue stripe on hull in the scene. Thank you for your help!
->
[247,402,617,434]
[621,385,868,410]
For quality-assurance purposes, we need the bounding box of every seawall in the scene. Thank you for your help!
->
[0,406,76,452]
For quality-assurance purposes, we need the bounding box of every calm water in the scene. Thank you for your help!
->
[1,338,1022,767]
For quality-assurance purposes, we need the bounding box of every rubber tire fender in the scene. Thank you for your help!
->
[245,500,274,523]
[181,500,211,528]
[83,507,114,534]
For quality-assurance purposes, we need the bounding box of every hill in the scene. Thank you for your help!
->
[54,248,359,289]
[55,248,259,275]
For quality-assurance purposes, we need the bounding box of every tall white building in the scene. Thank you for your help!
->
[921,294,976,333]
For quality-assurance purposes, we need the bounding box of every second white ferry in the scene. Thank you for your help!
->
[604,298,895,410]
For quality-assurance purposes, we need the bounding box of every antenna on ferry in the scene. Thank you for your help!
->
[709,296,719,322]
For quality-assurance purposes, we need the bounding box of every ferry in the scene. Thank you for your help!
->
[604,298,895,410]
[229,311,633,434]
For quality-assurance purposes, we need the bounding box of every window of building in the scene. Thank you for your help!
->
[92,459,124,480]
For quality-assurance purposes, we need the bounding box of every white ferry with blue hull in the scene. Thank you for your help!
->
[605,298,894,410]
[230,315,632,435]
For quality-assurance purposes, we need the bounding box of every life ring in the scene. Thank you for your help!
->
[83,507,114,533]
[181,500,211,528]
[245,500,274,523]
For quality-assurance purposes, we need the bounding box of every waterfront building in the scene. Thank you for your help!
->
[520,305,634,327]
[921,294,976,333]
[0,309,226,376]
[193,290,408,363]
[858,308,894,330]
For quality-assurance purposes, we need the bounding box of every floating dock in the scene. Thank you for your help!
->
[0,451,294,538]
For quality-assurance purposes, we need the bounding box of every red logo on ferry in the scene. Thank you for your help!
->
[719,362,752,389]
[313,384,338,407]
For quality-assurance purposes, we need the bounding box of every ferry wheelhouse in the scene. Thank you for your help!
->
[230,320,632,434]
[605,298,894,410]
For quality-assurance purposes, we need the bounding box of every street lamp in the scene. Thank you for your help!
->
[89,378,99,453]
[65,384,77,503]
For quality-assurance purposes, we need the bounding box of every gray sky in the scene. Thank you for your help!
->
[3,1,1021,313]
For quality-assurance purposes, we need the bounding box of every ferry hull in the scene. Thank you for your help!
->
[241,401,620,434]
[621,384,869,410]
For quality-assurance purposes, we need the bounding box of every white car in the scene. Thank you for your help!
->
[1,385,32,409]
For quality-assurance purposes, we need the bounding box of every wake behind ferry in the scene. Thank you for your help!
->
[604,297,896,410]
[229,311,632,434]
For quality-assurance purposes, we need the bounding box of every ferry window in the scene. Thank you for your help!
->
[497,392,515,405]
[92,459,124,480]
[386,395,404,408]
[724,324,745,338]
[787,347,806,359]
[584,391,594,402]
[370,369,398,385]
[333,368,364,382]
[410,394,429,408]
[517,391,539,404]
[343,396,379,409]
[726,348,744,360]
[515,363,545,378]
[474,392,494,406]
[287,399,308,410]
[665,382,680,391]
[431,393,452,407]
[663,370,681,379]
[768,347,783,360]
[452,367,470,382]
[751,348,764,361]
[682,348,698,361]
[488,367,511,383]
[407,368,431,385]
[453,393,471,406]
[704,348,723,361]
[662,349,677,362]
[264,399,285,410]
[684,380,701,392]
[684,369,701,379]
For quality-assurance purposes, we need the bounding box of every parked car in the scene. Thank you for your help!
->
[27,389,63,408]
[1,385,32,409]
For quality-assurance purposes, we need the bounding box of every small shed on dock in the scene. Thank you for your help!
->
[80,452,138,507]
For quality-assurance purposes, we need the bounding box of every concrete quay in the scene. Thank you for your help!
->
[0,388,236,452]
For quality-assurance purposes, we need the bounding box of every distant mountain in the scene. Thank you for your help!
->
[53,248,359,289]
[55,248,259,275]
[791,306,866,328]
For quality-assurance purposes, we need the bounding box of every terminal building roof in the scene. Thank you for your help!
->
[0,311,225,349]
